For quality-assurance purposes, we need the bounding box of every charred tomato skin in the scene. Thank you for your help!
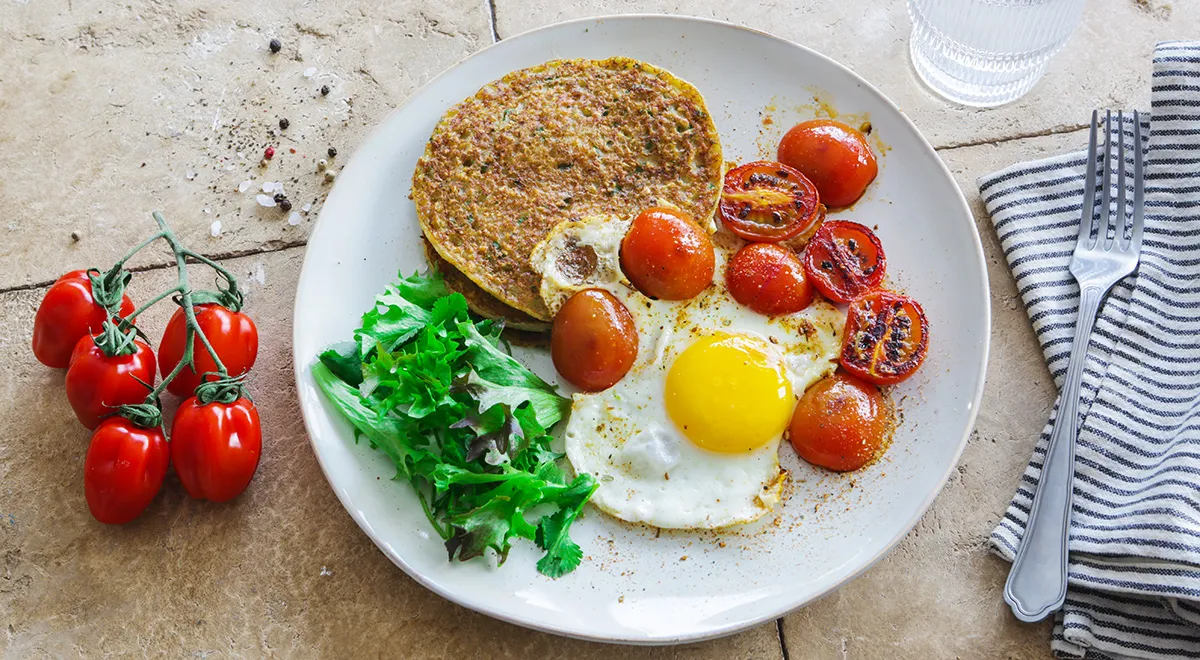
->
[840,290,929,385]
[801,220,886,303]
[718,161,822,242]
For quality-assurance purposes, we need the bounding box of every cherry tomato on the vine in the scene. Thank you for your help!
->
[551,289,639,392]
[158,303,258,396]
[841,290,929,385]
[777,119,878,208]
[801,220,886,303]
[84,417,169,524]
[620,207,715,301]
[65,336,157,430]
[172,396,263,502]
[32,270,135,368]
[725,242,815,316]
[718,161,822,242]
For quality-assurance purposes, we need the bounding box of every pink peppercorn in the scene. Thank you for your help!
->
[264,147,275,160]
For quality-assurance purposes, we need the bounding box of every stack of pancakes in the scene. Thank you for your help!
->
[412,57,724,332]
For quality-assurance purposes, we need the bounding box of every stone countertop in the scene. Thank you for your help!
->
[0,1,1189,657]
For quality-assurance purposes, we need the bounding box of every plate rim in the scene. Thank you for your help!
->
[292,12,991,646]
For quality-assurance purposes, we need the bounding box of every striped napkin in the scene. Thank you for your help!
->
[981,41,1200,660]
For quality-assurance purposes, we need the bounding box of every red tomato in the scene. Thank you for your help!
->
[841,290,929,385]
[171,396,263,502]
[725,243,814,316]
[788,372,890,472]
[84,417,169,524]
[620,207,715,300]
[158,304,258,396]
[551,289,638,392]
[777,120,878,208]
[32,270,135,368]
[65,336,157,430]
[718,161,822,242]
[801,221,886,303]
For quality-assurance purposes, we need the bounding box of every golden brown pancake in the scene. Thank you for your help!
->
[413,57,723,321]
[421,237,550,332]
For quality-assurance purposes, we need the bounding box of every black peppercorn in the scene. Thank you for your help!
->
[269,38,282,53]
[280,199,293,212]
[320,84,330,96]
[273,193,286,204]
[279,118,290,130]
[327,147,337,158]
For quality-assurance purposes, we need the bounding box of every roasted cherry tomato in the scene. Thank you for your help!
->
[551,289,638,392]
[718,161,822,242]
[802,220,886,303]
[158,303,258,396]
[32,270,135,368]
[788,372,890,472]
[172,396,263,502]
[65,336,157,430]
[725,243,814,316]
[777,119,878,208]
[620,207,715,300]
[841,290,929,385]
[84,417,169,524]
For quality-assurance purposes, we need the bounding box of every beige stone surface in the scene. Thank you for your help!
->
[0,0,1186,658]
[493,0,1193,149]
[0,0,492,290]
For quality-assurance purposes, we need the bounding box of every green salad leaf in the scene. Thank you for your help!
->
[312,271,595,577]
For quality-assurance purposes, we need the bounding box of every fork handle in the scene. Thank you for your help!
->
[1004,284,1104,622]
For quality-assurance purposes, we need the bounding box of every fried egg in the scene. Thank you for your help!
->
[531,215,845,529]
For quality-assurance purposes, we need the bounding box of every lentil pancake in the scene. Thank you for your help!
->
[413,57,723,321]
[420,236,550,332]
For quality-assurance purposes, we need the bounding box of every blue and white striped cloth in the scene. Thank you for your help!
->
[982,41,1200,660]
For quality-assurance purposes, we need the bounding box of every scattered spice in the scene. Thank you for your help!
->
[70,231,80,243]
[280,199,293,212]
[264,146,275,160]
[327,147,337,158]
[316,158,328,171]
[273,193,286,204]
[269,38,282,53]
[324,169,336,182]
[279,118,290,130]
[289,148,296,154]
[320,84,331,96]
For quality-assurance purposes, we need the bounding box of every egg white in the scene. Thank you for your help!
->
[531,215,845,529]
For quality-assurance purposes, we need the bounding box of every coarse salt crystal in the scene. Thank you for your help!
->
[288,211,301,226]
[209,220,222,237]
[186,171,197,180]
[256,194,276,208]
[304,67,317,78]
[202,208,210,214]
[238,180,253,193]
[301,203,312,212]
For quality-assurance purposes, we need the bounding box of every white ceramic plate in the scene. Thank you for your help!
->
[293,15,988,645]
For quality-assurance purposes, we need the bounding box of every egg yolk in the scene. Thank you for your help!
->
[665,334,794,453]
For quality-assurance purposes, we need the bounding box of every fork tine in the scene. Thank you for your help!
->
[1077,110,1101,250]
[1110,110,1127,251]
[1097,110,1114,250]
[1128,110,1146,253]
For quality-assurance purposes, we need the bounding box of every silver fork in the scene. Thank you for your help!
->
[1004,109,1146,622]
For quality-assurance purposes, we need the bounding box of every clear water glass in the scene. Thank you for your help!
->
[907,0,1087,107]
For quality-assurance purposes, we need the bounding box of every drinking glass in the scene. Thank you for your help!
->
[907,0,1087,107]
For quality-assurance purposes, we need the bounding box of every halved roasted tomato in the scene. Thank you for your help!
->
[718,161,821,242]
[840,290,929,385]
[802,220,886,303]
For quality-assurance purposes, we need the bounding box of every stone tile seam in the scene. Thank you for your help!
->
[0,240,308,295]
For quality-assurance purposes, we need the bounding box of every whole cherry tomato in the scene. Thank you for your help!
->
[801,221,887,303]
[620,207,715,300]
[84,417,169,524]
[32,270,135,368]
[65,335,157,429]
[725,242,815,316]
[718,161,822,242]
[788,372,890,472]
[158,303,258,396]
[551,289,639,392]
[171,396,263,502]
[777,120,878,208]
[841,290,929,385]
